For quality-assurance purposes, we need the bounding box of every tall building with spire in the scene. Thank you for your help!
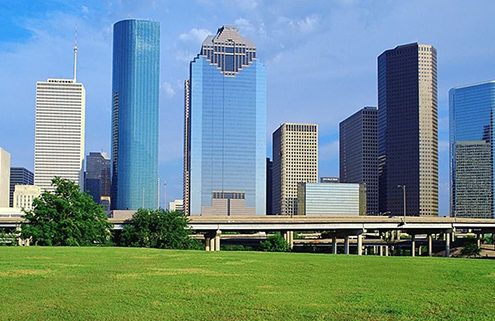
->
[378,43,438,216]
[184,26,266,216]
[111,19,160,210]
[34,43,85,191]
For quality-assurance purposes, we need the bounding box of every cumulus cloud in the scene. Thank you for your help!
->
[179,28,211,44]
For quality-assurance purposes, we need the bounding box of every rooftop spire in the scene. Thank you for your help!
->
[73,24,78,81]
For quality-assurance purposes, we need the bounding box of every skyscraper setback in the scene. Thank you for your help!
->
[85,152,111,204]
[378,43,438,216]
[450,80,495,218]
[111,19,160,210]
[340,107,378,215]
[184,26,266,216]
[34,45,85,192]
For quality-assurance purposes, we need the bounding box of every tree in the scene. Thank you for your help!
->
[260,233,291,252]
[119,209,201,250]
[21,177,111,246]
[461,243,481,258]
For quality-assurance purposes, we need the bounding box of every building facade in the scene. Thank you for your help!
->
[85,152,111,204]
[378,43,438,216]
[111,19,160,210]
[9,167,34,207]
[449,81,495,218]
[0,148,10,207]
[34,45,85,192]
[169,199,184,212]
[13,185,41,211]
[266,158,273,214]
[340,107,378,215]
[272,123,318,215]
[184,26,266,216]
[297,182,364,216]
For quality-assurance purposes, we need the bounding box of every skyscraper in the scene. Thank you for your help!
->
[450,80,495,218]
[184,26,266,216]
[34,45,85,192]
[0,147,10,207]
[340,107,378,215]
[111,19,160,210]
[272,123,318,215]
[9,167,34,207]
[85,152,111,204]
[378,43,438,216]
[266,158,273,215]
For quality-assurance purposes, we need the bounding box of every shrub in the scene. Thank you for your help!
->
[260,233,290,252]
[461,243,481,258]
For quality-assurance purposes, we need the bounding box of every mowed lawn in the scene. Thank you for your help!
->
[1,248,494,321]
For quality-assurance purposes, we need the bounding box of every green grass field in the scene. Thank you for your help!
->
[1,247,494,320]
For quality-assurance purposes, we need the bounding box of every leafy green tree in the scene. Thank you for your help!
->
[119,209,201,249]
[21,177,111,246]
[260,233,290,252]
[461,243,481,258]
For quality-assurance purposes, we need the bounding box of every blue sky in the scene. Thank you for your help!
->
[1,0,495,215]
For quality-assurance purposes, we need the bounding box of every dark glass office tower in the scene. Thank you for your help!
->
[266,158,272,215]
[378,43,438,216]
[184,26,266,216]
[111,19,160,210]
[9,167,34,207]
[85,152,111,204]
[450,81,495,218]
[340,107,378,215]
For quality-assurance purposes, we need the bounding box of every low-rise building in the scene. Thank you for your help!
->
[13,185,41,211]
[297,182,366,216]
[169,199,184,212]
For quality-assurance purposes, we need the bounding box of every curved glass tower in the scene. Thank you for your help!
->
[450,81,495,218]
[111,19,160,210]
[184,26,266,216]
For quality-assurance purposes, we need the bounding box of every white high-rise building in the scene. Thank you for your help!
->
[34,46,85,192]
[0,147,11,207]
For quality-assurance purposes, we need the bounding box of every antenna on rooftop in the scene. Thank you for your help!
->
[73,23,78,81]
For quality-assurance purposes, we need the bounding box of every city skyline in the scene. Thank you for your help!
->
[2,1,495,214]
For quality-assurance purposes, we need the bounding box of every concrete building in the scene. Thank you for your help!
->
[13,185,41,211]
[378,43,438,216]
[9,167,33,207]
[297,182,364,216]
[320,177,340,183]
[85,152,111,205]
[340,107,378,215]
[450,80,495,218]
[184,26,266,216]
[111,19,160,210]
[34,45,85,192]
[272,123,318,215]
[169,199,184,212]
[0,148,10,207]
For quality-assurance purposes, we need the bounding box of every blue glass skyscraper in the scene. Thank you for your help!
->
[184,26,266,216]
[111,19,160,210]
[450,81,495,218]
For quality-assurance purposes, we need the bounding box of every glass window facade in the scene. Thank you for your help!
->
[111,19,160,210]
[185,26,266,216]
[297,183,361,216]
[449,81,495,218]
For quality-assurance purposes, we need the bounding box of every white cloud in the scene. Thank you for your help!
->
[161,82,175,97]
[179,28,211,44]
[234,18,253,32]
[296,15,319,33]
[81,5,89,13]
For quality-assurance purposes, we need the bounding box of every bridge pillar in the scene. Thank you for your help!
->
[214,229,221,251]
[205,234,211,251]
[344,236,350,255]
[332,236,337,254]
[357,234,363,256]
[445,231,451,257]
[418,244,422,256]
[411,235,416,257]
[477,233,482,248]
[288,231,294,249]
[379,245,383,256]
[385,245,389,256]
[428,234,433,257]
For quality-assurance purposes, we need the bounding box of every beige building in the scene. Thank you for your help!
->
[169,199,184,212]
[13,185,41,211]
[272,123,318,215]
[0,147,10,207]
[34,46,85,192]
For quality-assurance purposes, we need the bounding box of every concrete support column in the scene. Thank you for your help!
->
[418,244,422,256]
[357,234,363,256]
[428,234,433,257]
[332,236,337,254]
[445,231,451,257]
[344,236,350,255]
[288,231,294,249]
[214,229,221,251]
[411,235,416,257]
[477,233,482,248]
[205,235,211,251]
[379,246,383,256]
[385,246,389,256]
[281,231,288,243]
[209,236,215,251]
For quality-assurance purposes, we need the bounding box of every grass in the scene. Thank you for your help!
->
[1,247,494,320]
